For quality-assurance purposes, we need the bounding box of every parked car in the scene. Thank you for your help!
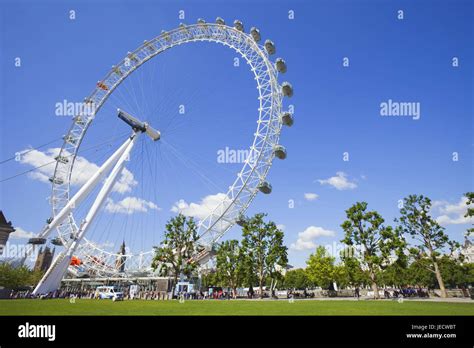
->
[95,286,123,301]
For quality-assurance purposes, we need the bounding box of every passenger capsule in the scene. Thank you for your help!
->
[112,65,123,76]
[55,155,69,164]
[74,116,87,126]
[216,17,225,25]
[234,20,244,32]
[264,40,276,55]
[273,145,287,160]
[49,176,64,185]
[144,40,156,52]
[51,237,63,246]
[280,112,294,127]
[275,58,287,73]
[63,135,77,145]
[250,27,261,42]
[127,52,139,64]
[258,181,272,194]
[282,82,293,97]
[236,215,248,226]
[180,23,193,37]
[28,237,46,245]
[161,30,171,42]
[197,18,206,25]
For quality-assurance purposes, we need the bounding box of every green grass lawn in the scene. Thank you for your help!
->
[1,299,473,316]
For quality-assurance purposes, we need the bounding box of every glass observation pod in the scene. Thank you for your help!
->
[54,155,69,164]
[63,134,77,145]
[127,52,139,64]
[49,177,64,185]
[161,30,171,42]
[250,27,261,42]
[83,97,94,105]
[264,40,276,55]
[143,40,156,53]
[197,18,206,25]
[51,237,63,246]
[258,181,272,194]
[273,145,287,160]
[74,116,87,126]
[280,112,294,127]
[234,20,244,32]
[28,237,46,245]
[112,65,123,76]
[179,23,192,37]
[216,17,225,25]
[236,215,248,226]
[282,82,293,97]
[275,58,287,73]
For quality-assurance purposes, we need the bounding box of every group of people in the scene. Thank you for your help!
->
[384,287,429,298]
[352,287,430,299]
[9,289,96,299]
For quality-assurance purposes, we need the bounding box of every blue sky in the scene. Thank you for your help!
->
[0,0,472,268]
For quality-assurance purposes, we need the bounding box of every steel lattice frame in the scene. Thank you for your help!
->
[49,22,286,277]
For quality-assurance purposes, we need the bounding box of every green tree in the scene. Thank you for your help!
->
[380,262,408,288]
[241,213,288,298]
[283,268,312,289]
[0,263,43,289]
[341,202,405,299]
[151,214,199,287]
[397,195,458,298]
[306,246,337,289]
[339,249,370,288]
[438,256,467,288]
[464,263,474,286]
[215,240,245,298]
[200,270,218,290]
[407,257,436,288]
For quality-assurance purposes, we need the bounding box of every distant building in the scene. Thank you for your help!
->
[0,211,15,255]
[460,236,474,263]
[34,246,55,272]
[115,241,127,272]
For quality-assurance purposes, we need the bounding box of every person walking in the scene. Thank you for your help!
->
[354,287,360,300]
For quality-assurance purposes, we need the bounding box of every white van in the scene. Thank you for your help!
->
[95,286,123,301]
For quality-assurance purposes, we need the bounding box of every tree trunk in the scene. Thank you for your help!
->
[173,272,179,298]
[259,278,264,299]
[369,271,379,299]
[433,259,447,298]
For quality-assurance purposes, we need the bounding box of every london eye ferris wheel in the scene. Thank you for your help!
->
[28,17,294,294]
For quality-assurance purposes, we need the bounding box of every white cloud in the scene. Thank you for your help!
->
[433,197,473,226]
[10,227,36,240]
[171,193,231,221]
[105,197,160,215]
[304,193,319,201]
[96,240,115,249]
[112,168,137,194]
[171,193,234,234]
[290,226,336,251]
[19,147,137,193]
[317,172,357,190]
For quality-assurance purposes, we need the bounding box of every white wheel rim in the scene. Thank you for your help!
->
[50,22,285,276]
